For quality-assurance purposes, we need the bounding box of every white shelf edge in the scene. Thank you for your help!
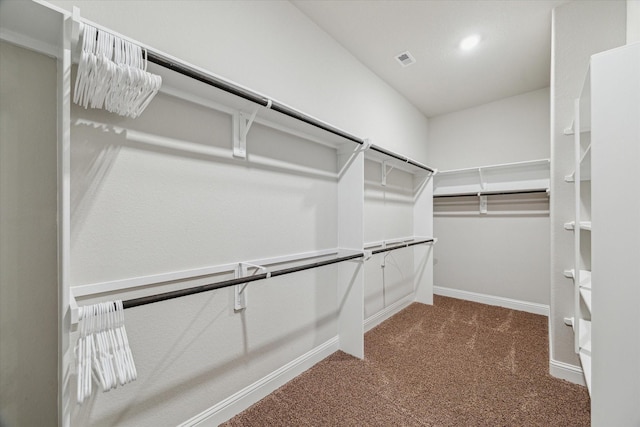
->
[436,158,550,175]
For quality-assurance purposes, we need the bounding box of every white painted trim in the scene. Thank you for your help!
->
[181,294,416,426]
[433,286,550,316]
[550,358,586,386]
[364,294,414,332]
[180,337,339,427]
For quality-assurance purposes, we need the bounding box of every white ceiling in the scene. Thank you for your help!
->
[292,0,569,118]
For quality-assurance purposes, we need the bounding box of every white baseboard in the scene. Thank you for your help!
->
[364,294,414,332]
[182,291,553,426]
[180,337,339,426]
[550,358,586,386]
[183,297,417,426]
[433,286,550,316]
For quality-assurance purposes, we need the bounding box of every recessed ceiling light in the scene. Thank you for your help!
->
[459,34,480,51]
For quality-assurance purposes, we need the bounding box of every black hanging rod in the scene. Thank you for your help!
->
[433,189,549,198]
[146,52,435,174]
[369,144,435,173]
[371,238,434,255]
[120,239,434,310]
[122,252,362,310]
[147,51,363,146]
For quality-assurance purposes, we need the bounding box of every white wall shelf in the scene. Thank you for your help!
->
[589,42,640,425]
[433,159,549,197]
[567,45,640,423]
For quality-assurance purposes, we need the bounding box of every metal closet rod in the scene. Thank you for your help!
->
[121,239,434,310]
[433,189,549,198]
[146,51,435,174]
[371,238,434,255]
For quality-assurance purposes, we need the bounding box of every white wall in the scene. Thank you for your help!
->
[0,41,58,426]
[429,88,550,307]
[39,1,432,425]
[427,88,550,170]
[550,0,626,372]
[629,0,640,43]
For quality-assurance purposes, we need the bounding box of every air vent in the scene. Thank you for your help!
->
[395,51,416,67]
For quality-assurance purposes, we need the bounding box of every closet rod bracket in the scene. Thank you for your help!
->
[233,103,270,159]
[381,160,395,187]
[234,262,270,311]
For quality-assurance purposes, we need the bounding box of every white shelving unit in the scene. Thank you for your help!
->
[589,42,640,425]
[567,43,640,425]
[566,64,592,394]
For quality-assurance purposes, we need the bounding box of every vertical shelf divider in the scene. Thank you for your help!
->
[337,146,365,359]
[414,173,434,304]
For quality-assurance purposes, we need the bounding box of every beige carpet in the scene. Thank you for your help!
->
[223,296,590,426]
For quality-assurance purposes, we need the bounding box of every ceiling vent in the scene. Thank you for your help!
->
[395,51,416,67]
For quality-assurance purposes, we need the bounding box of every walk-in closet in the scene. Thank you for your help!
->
[1,1,638,426]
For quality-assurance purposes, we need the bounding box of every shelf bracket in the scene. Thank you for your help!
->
[381,160,395,187]
[234,261,270,311]
[233,104,263,159]
[479,194,488,214]
[357,138,372,154]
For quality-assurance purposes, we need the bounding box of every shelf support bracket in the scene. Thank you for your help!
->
[234,262,270,311]
[381,160,395,187]
[233,105,263,159]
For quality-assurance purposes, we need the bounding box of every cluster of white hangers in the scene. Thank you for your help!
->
[73,23,161,118]
[76,300,137,404]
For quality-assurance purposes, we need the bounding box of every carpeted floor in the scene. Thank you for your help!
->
[223,296,590,426]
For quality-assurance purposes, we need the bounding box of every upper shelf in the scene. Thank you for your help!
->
[433,159,550,197]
